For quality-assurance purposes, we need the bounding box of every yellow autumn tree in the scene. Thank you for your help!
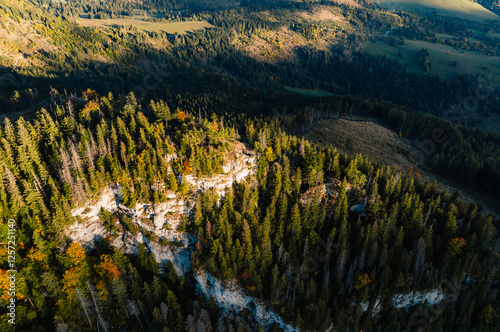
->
[265,146,276,162]
[96,279,109,301]
[61,243,89,299]
[0,246,7,265]
[26,247,47,266]
[62,266,84,298]
[80,100,100,121]
[66,242,86,266]
[83,88,97,100]
[176,111,186,122]
[0,269,25,301]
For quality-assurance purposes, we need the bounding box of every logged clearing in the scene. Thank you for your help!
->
[0,14,57,67]
[239,25,337,63]
[304,116,499,215]
[240,27,309,63]
[373,0,498,21]
[303,117,420,168]
[77,17,213,34]
[362,38,500,88]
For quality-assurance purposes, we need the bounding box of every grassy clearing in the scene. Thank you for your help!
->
[373,0,498,21]
[469,28,500,40]
[285,86,336,97]
[362,38,500,87]
[77,17,213,34]
[435,32,455,39]
[487,31,500,39]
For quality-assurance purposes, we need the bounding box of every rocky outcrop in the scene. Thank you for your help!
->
[66,140,257,276]
[357,289,456,317]
[195,271,298,331]
[186,141,257,195]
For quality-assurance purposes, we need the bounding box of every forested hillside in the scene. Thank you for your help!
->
[2,0,500,200]
[0,88,498,331]
[0,0,498,331]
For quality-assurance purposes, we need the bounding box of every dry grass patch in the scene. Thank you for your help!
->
[77,17,213,34]
[298,8,345,22]
[241,26,334,63]
[330,0,364,8]
[373,0,498,21]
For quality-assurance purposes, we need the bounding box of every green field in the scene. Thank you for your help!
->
[362,38,500,87]
[373,0,498,21]
[469,28,500,40]
[285,86,336,97]
[77,17,213,34]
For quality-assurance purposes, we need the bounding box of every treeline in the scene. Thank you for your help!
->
[396,27,499,56]
[26,0,189,19]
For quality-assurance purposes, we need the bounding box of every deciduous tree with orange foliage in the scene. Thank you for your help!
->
[61,243,89,299]
[183,159,193,173]
[0,269,25,301]
[80,100,100,121]
[448,237,467,256]
[354,272,372,291]
[176,111,187,122]
[95,254,121,280]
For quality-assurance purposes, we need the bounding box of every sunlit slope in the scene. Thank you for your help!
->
[77,17,213,34]
[373,0,498,21]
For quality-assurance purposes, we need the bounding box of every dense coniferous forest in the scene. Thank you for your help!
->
[0,86,498,331]
[0,0,498,331]
[0,87,498,331]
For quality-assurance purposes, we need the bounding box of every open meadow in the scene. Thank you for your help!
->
[362,38,500,88]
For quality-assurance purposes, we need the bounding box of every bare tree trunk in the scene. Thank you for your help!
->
[127,300,143,328]
[87,282,109,332]
[76,288,93,327]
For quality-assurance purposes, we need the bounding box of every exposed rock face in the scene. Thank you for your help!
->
[195,271,298,331]
[66,140,257,276]
[299,184,326,205]
[186,141,257,195]
[66,142,299,330]
[358,289,456,317]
